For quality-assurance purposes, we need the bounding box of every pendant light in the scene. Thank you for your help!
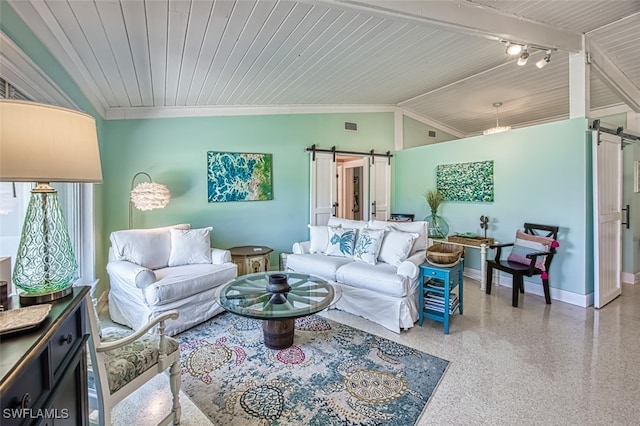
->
[483,102,511,135]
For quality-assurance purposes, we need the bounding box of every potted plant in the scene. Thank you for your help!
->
[424,188,449,238]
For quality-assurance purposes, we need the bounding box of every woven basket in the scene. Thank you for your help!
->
[426,243,464,266]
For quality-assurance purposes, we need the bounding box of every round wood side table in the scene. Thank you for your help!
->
[229,245,273,276]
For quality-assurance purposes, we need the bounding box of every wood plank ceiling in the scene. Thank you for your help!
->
[4,0,640,137]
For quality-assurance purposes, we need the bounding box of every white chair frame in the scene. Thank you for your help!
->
[86,294,181,425]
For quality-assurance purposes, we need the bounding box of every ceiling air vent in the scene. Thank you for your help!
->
[344,121,358,131]
[428,130,437,138]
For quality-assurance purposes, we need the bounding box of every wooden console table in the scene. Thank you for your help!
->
[432,238,498,291]
[230,246,273,275]
[0,286,90,425]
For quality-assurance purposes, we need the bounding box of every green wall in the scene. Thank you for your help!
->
[403,115,457,147]
[101,113,395,286]
[394,118,592,296]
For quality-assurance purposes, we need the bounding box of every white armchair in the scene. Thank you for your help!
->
[86,293,181,425]
[106,224,237,336]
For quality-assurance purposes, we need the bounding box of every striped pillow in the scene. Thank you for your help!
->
[507,230,554,270]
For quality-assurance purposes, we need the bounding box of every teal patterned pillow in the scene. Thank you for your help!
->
[325,227,356,257]
[353,228,385,265]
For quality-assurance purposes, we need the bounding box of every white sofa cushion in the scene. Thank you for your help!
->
[378,230,418,267]
[308,225,330,254]
[286,253,354,282]
[168,227,213,266]
[335,261,411,298]
[144,262,237,306]
[110,224,191,270]
[353,228,385,265]
[369,220,428,255]
[325,226,357,257]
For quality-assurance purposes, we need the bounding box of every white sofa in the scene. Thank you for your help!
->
[106,224,237,336]
[286,218,427,333]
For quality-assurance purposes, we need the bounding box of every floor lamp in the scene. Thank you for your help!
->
[0,100,102,305]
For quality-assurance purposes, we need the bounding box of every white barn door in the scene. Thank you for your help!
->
[593,130,623,308]
[369,156,391,221]
[310,152,337,226]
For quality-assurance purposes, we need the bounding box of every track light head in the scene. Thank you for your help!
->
[536,50,552,68]
[517,49,530,66]
[505,42,523,56]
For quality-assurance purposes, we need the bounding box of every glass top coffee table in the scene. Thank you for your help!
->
[216,272,336,349]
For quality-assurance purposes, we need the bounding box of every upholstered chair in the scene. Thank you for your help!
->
[85,294,181,425]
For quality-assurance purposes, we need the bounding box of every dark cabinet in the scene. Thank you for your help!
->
[1,287,89,425]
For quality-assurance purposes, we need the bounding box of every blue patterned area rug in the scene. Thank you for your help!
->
[175,313,449,425]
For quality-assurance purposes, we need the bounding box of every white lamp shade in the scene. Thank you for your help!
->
[130,182,171,211]
[0,100,102,183]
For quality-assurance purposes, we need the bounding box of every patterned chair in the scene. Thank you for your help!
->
[85,294,181,425]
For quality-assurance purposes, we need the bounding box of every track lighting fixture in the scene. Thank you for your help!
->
[500,40,555,68]
[536,50,552,68]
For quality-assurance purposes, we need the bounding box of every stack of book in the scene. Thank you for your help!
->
[424,291,459,314]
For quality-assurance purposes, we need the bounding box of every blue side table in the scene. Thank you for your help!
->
[419,260,464,334]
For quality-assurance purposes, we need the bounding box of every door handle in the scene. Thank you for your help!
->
[371,201,376,219]
[332,202,338,217]
[622,204,630,229]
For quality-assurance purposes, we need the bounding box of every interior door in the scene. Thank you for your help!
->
[309,152,337,226]
[593,130,623,308]
[369,156,391,221]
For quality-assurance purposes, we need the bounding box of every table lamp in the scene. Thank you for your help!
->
[0,100,102,305]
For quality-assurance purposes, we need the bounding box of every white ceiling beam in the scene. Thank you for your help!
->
[589,42,640,113]
[311,0,583,51]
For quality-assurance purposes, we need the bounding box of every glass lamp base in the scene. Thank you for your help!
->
[13,185,78,298]
[19,286,73,306]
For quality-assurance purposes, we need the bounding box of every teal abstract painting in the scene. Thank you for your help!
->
[207,152,273,202]
[436,160,494,202]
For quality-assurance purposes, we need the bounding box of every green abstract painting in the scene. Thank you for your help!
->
[436,160,494,202]
[207,152,273,202]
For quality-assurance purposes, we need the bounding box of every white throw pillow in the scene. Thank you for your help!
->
[168,227,213,267]
[370,220,428,255]
[110,224,191,269]
[378,230,418,267]
[353,228,385,265]
[325,226,357,257]
[308,225,331,254]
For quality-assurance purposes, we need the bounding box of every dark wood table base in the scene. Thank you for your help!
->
[263,318,295,349]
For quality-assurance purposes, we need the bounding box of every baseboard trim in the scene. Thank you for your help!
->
[463,266,591,307]
[622,272,639,285]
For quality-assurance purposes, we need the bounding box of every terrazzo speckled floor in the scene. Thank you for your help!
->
[106,279,640,425]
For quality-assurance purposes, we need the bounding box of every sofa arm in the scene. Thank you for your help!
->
[397,251,427,280]
[292,241,311,254]
[106,260,157,290]
[210,248,232,264]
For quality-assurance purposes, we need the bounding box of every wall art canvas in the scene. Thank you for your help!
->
[436,160,494,202]
[207,152,273,202]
